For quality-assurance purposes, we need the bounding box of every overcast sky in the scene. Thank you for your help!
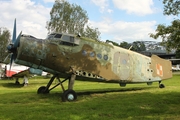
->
[0,0,178,43]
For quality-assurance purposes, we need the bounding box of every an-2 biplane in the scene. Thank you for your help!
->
[7,19,172,101]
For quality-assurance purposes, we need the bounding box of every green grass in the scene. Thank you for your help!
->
[0,74,180,120]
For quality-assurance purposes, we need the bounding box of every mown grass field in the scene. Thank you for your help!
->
[0,74,180,120]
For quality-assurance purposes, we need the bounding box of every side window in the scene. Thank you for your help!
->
[97,53,102,59]
[70,36,74,42]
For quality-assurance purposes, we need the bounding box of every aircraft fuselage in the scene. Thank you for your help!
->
[15,33,172,84]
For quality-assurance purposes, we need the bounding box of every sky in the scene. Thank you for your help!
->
[0,0,178,43]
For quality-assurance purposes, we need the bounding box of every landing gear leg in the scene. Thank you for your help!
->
[62,73,77,102]
[15,78,20,85]
[37,75,56,94]
[37,74,77,102]
[159,81,165,88]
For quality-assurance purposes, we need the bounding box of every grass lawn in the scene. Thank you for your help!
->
[0,74,180,120]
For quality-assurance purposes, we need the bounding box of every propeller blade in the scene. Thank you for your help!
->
[14,31,22,48]
[12,19,16,44]
[7,19,20,71]
[9,53,17,71]
[9,54,14,72]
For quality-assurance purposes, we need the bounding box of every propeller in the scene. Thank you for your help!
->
[7,19,22,70]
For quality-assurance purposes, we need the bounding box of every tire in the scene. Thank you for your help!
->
[62,89,77,102]
[37,86,49,94]
[159,84,165,88]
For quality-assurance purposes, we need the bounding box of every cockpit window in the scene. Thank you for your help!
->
[46,33,62,40]
[60,35,75,46]
[47,33,80,46]
[54,34,62,38]
[46,33,56,39]
[62,35,74,42]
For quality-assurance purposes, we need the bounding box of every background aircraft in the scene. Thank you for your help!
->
[0,62,45,86]
[6,19,172,102]
[1,63,28,77]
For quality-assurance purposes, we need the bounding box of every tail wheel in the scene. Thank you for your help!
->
[37,86,49,94]
[62,89,77,102]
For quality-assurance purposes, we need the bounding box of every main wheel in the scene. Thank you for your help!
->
[37,86,49,94]
[159,83,165,88]
[62,89,77,102]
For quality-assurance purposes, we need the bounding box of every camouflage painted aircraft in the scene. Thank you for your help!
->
[7,19,172,101]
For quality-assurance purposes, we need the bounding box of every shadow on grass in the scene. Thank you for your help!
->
[37,86,155,102]
[76,87,152,96]
[1,83,24,88]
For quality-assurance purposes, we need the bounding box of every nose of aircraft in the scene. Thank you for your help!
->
[7,19,22,68]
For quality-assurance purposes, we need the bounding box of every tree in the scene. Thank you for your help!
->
[150,20,180,52]
[82,25,101,40]
[163,0,180,16]
[131,41,146,52]
[150,0,180,52]
[0,28,10,62]
[119,41,131,49]
[106,40,119,46]
[46,0,100,40]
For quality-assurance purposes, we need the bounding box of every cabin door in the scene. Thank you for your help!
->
[119,53,131,80]
[113,52,131,80]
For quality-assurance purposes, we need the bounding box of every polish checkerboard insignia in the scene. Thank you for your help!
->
[156,63,163,76]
